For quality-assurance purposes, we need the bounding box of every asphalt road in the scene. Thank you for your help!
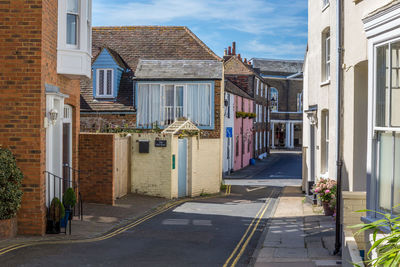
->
[1,186,281,267]
[252,152,302,179]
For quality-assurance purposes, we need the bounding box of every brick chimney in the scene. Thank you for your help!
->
[232,42,236,55]
[244,58,247,64]
[228,46,232,55]
[224,48,227,56]
[238,54,241,61]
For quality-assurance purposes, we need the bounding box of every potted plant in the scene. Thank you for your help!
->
[47,197,65,234]
[61,187,76,228]
[313,178,337,216]
[0,148,23,238]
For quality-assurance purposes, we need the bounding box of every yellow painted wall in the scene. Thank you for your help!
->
[187,137,221,196]
[130,133,174,198]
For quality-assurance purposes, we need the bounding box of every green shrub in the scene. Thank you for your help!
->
[0,148,23,220]
[352,209,400,266]
[49,197,65,222]
[62,187,76,208]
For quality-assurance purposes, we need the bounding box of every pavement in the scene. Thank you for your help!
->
[0,193,168,247]
[251,186,342,267]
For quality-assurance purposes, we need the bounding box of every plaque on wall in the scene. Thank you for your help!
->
[155,140,167,147]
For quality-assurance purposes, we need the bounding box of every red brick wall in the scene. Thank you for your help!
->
[79,134,115,205]
[0,0,81,235]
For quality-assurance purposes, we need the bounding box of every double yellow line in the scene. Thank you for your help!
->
[0,196,207,256]
[223,189,276,267]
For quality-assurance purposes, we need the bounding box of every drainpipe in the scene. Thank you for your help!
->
[334,0,343,255]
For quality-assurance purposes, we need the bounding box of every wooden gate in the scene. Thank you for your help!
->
[114,135,130,199]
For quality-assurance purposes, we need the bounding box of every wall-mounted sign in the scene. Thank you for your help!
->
[155,140,167,147]
[226,127,233,138]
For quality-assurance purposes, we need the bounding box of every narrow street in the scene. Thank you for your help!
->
[1,153,301,267]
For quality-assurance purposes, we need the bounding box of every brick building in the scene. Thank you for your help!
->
[80,26,222,140]
[223,43,269,159]
[251,59,303,150]
[0,0,92,235]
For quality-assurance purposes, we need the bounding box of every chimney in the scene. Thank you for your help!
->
[224,48,227,56]
[228,46,232,55]
[238,54,241,61]
[244,58,247,64]
[232,42,236,55]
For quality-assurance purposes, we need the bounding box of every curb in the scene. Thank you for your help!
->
[248,187,283,267]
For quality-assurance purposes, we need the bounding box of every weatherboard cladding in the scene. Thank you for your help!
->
[81,26,220,112]
[135,60,223,79]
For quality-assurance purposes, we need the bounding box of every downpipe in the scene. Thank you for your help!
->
[334,0,343,256]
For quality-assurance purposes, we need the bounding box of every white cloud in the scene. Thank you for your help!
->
[93,0,306,35]
[244,40,306,59]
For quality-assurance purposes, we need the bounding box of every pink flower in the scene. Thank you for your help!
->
[314,188,319,193]
[325,190,330,194]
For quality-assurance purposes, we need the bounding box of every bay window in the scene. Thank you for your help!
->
[374,40,400,214]
[137,82,213,129]
[67,0,79,46]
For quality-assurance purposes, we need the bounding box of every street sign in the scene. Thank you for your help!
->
[226,127,233,138]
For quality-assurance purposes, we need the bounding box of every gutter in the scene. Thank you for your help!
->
[334,0,344,255]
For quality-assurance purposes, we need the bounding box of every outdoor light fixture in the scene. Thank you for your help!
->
[305,109,318,126]
[49,109,58,125]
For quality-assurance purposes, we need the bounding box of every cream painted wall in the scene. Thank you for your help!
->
[131,133,174,199]
[188,138,221,196]
[304,0,391,189]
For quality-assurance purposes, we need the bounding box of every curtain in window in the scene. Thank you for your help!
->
[67,0,78,45]
[393,134,400,213]
[376,45,389,127]
[378,132,394,211]
[98,70,104,95]
[106,70,112,95]
[198,84,211,126]
[150,84,161,127]
[391,43,400,127]
[137,84,149,127]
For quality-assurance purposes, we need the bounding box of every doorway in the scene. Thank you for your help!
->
[63,105,72,192]
[178,138,188,197]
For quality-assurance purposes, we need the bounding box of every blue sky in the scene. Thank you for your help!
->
[93,0,308,60]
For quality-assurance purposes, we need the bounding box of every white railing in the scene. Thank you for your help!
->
[164,106,183,125]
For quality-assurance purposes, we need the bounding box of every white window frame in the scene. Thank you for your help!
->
[256,78,259,95]
[297,93,303,112]
[370,39,400,215]
[321,110,329,175]
[66,0,80,49]
[137,82,213,128]
[96,68,114,98]
[322,30,331,82]
[270,87,278,112]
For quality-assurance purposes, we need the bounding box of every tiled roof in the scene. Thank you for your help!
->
[92,26,220,71]
[251,58,303,75]
[135,60,223,79]
[225,79,253,100]
[81,26,221,112]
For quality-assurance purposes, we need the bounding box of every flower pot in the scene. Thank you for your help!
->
[322,201,334,216]
[0,217,17,239]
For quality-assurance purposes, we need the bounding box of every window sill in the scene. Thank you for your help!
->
[322,3,330,12]
[320,80,330,87]
[361,216,391,233]
[320,172,329,179]
[94,96,115,99]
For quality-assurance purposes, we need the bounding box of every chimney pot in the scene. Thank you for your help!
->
[232,42,236,55]
[228,46,232,55]
[224,48,227,56]
[244,58,247,64]
[238,54,241,61]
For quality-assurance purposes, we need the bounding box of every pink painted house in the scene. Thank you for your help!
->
[225,80,254,171]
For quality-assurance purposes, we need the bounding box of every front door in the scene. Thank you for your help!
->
[178,138,188,197]
[62,105,72,192]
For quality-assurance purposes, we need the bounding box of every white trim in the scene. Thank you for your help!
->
[320,80,331,87]
[96,68,114,97]
[322,1,329,12]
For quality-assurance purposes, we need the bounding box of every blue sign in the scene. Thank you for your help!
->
[226,127,233,138]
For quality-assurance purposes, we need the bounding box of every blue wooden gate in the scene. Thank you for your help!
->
[178,138,187,197]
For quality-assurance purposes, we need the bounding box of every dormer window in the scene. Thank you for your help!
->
[67,0,79,46]
[96,69,113,97]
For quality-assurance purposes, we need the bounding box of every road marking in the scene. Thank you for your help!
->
[230,190,277,267]
[245,186,265,192]
[223,189,276,267]
[0,195,218,256]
